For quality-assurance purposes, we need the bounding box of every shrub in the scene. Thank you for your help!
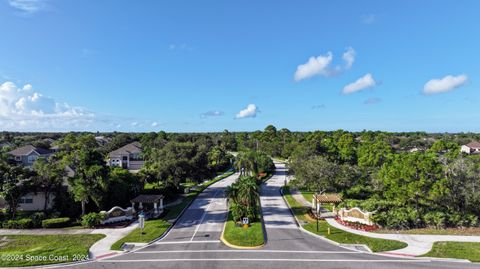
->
[424,212,446,229]
[2,218,33,229]
[30,212,47,228]
[42,217,71,228]
[81,212,105,228]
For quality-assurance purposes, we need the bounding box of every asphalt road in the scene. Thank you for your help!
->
[55,164,480,269]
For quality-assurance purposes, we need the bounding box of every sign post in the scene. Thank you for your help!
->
[139,212,145,235]
[242,217,249,241]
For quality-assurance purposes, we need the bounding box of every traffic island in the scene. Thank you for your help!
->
[220,212,265,249]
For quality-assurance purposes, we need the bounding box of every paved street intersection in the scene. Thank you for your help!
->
[55,164,480,269]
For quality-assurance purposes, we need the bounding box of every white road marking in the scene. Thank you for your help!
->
[190,189,223,241]
[136,250,356,254]
[101,258,431,263]
[155,240,221,245]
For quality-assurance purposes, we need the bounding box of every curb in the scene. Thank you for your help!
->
[220,219,265,250]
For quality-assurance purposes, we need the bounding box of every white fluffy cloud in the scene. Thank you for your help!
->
[294,52,333,81]
[342,73,377,94]
[0,81,94,130]
[235,104,259,119]
[294,47,356,81]
[423,74,468,95]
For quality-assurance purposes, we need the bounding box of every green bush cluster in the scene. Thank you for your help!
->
[343,199,480,230]
[41,217,71,228]
[2,218,33,229]
[81,212,105,228]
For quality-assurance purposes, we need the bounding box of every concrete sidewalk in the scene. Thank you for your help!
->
[291,188,480,256]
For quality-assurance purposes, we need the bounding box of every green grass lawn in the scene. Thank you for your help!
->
[422,242,480,262]
[283,186,407,253]
[223,212,264,247]
[111,219,171,250]
[0,234,105,267]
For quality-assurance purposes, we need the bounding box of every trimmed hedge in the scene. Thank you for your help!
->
[41,217,71,228]
[2,218,33,229]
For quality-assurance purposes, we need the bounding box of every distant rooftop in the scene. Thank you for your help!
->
[8,145,52,156]
[465,141,480,149]
[109,141,142,157]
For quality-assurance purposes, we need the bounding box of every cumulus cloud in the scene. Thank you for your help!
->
[364,97,382,105]
[342,47,356,70]
[294,47,356,81]
[201,110,224,118]
[151,122,159,127]
[0,81,95,130]
[294,52,333,81]
[8,0,47,14]
[342,73,377,94]
[423,74,468,95]
[235,104,259,119]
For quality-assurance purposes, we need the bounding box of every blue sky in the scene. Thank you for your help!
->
[0,0,479,132]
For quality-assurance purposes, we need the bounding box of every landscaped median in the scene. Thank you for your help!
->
[282,186,407,252]
[0,234,105,267]
[221,212,265,249]
[111,169,235,251]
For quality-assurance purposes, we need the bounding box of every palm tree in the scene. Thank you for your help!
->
[234,151,258,176]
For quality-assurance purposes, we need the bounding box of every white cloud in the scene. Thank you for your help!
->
[342,73,377,94]
[0,81,95,130]
[235,104,259,119]
[294,52,333,81]
[8,0,47,13]
[294,48,356,81]
[151,122,159,127]
[423,74,468,95]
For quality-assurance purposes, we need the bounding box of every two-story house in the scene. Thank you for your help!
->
[8,145,52,166]
[108,141,144,172]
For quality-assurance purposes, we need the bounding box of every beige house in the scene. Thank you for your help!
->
[108,141,144,172]
[461,141,480,154]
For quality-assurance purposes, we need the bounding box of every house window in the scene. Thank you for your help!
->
[19,197,33,204]
[15,156,21,161]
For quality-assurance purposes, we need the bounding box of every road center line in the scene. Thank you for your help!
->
[190,188,223,241]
